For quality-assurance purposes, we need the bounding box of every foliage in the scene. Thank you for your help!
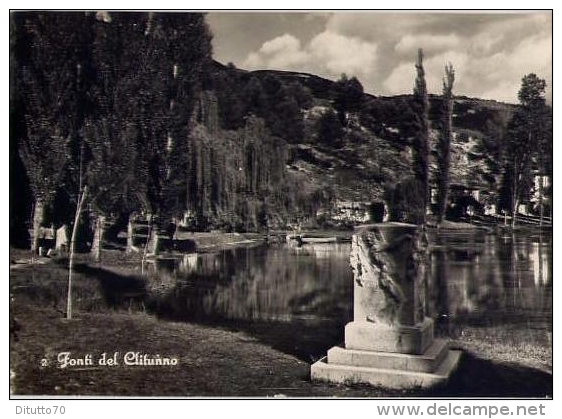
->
[436,63,455,223]
[359,98,414,150]
[384,177,425,224]
[209,71,305,143]
[15,12,94,206]
[334,74,364,125]
[500,74,551,223]
[85,13,148,216]
[411,49,430,221]
[315,110,344,147]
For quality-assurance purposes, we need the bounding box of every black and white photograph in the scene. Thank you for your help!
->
[9,8,553,400]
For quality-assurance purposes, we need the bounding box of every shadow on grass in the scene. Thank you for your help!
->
[225,322,553,397]
[425,351,552,398]
[149,310,553,398]
[70,263,147,310]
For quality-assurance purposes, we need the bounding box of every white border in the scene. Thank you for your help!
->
[3,2,558,418]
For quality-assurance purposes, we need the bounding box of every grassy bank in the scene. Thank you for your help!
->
[10,248,552,397]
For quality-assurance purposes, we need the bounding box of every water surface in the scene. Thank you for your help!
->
[147,231,552,360]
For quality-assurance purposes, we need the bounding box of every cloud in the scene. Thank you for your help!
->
[243,31,377,82]
[395,34,460,55]
[245,34,309,69]
[384,33,552,104]
[474,34,552,103]
[383,51,469,96]
[224,11,552,103]
[324,11,551,102]
[309,31,377,77]
[260,33,300,55]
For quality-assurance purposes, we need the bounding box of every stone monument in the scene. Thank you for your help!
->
[311,223,461,389]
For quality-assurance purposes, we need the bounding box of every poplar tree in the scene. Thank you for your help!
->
[16,12,94,251]
[411,48,430,224]
[436,63,455,224]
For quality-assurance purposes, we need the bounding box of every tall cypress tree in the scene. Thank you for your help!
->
[411,48,430,225]
[436,63,455,224]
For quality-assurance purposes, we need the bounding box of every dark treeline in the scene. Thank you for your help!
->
[9,12,329,249]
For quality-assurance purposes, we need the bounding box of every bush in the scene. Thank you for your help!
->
[315,110,344,147]
[384,178,425,224]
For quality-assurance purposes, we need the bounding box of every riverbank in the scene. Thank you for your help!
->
[10,248,552,397]
[174,231,265,251]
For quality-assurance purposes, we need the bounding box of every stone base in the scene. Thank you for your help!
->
[345,318,434,355]
[311,339,461,389]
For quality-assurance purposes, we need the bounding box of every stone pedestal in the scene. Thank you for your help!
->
[311,223,461,389]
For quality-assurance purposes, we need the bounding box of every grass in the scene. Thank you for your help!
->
[10,248,552,398]
[448,327,552,374]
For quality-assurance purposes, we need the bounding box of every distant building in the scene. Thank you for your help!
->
[331,200,371,223]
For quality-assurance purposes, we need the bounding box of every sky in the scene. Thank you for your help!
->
[206,11,552,104]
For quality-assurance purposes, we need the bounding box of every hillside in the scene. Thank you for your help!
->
[207,60,518,206]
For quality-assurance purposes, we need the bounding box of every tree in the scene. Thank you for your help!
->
[436,63,455,224]
[286,81,314,109]
[502,74,550,227]
[66,185,88,319]
[502,111,534,227]
[10,14,33,247]
[85,13,154,259]
[214,70,248,130]
[99,13,212,251]
[478,110,511,196]
[258,75,304,143]
[78,12,212,256]
[411,49,430,224]
[316,109,344,147]
[517,74,551,226]
[153,12,213,224]
[15,12,94,251]
[384,177,425,224]
[537,107,553,222]
[334,74,364,125]
[518,74,546,106]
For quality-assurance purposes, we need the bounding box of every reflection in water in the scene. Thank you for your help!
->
[145,232,551,356]
[429,231,552,329]
[147,243,353,325]
[180,253,199,273]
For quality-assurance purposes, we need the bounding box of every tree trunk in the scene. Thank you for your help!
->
[141,215,154,275]
[151,230,161,256]
[512,198,519,228]
[67,186,88,320]
[91,214,106,262]
[511,171,519,229]
[31,199,44,253]
[538,174,544,227]
[145,224,162,256]
[126,215,134,253]
[538,233,544,285]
